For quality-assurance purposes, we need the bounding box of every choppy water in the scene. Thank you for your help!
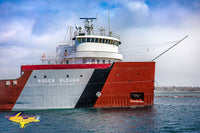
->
[0,92,200,132]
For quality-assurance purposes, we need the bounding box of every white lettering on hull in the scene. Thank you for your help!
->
[59,78,79,83]
[38,79,55,84]
[37,78,79,84]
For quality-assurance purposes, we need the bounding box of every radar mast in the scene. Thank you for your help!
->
[80,18,96,35]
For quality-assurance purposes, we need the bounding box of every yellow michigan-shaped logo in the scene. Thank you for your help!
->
[8,112,40,128]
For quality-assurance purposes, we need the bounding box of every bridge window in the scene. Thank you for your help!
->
[82,38,86,42]
[102,39,105,43]
[113,40,116,45]
[104,39,107,43]
[95,38,98,43]
[103,60,105,64]
[99,39,102,43]
[116,41,119,46]
[97,59,99,64]
[87,38,90,42]
[66,60,69,64]
[91,38,94,42]
[110,40,113,44]
[108,40,110,44]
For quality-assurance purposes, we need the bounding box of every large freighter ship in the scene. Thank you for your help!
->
[0,18,155,111]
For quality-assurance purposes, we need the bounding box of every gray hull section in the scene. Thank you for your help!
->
[12,69,94,111]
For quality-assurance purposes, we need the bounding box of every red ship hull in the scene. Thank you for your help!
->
[0,62,155,111]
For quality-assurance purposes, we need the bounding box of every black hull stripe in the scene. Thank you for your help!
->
[75,63,114,108]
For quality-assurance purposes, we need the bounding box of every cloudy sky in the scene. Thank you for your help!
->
[0,0,200,86]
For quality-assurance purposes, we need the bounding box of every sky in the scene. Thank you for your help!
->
[0,0,200,86]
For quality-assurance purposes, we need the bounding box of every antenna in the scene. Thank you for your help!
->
[151,35,188,62]
[108,7,110,33]
[108,7,112,36]
[63,26,69,43]
[80,17,96,35]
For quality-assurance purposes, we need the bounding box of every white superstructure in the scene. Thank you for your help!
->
[41,18,123,65]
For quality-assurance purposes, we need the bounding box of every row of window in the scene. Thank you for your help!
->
[76,37,121,46]
[98,59,111,64]
[66,59,111,64]
[47,59,112,65]
[48,61,60,64]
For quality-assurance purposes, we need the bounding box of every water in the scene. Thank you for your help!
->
[0,92,200,132]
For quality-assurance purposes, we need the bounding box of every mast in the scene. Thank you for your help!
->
[63,25,73,43]
[108,7,112,36]
[80,17,96,35]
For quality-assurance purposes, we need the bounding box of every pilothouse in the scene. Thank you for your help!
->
[41,18,123,65]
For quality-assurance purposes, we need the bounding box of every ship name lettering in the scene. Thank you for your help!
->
[38,78,55,84]
[59,78,79,83]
